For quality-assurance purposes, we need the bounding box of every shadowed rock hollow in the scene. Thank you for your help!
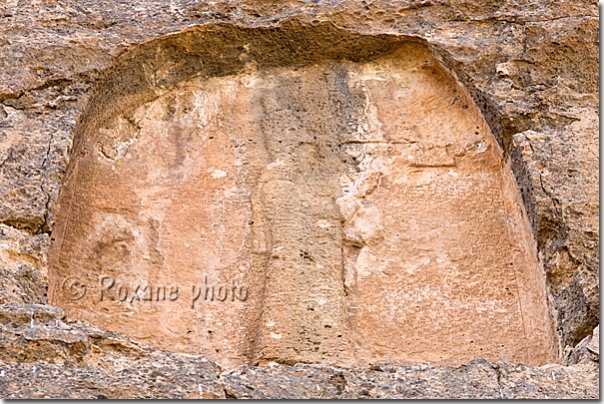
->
[47,24,558,369]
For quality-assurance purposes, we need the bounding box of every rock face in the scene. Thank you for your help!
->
[48,35,557,368]
[0,304,598,399]
[0,0,598,399]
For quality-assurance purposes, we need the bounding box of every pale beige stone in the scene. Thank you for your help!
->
[48,42,557,369]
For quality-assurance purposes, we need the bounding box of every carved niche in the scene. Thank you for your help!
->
[49,25,558,369]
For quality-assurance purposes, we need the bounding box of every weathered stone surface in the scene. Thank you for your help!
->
[564,324,600,366]
[586,325,599,356]
[495,361,599,399]
[221,359,598,399]
[0,225,49,305]
[46,34,557,369]
[0,303,597,399]
[0,305,225,399]
[0,0,598,399]
[221,360,502,399]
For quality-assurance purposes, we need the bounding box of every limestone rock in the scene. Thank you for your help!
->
[0,0,598,399]
[45,36,556,369]
[0,225,49,305]
[0,304,225,399]
[564,324,600,366]
[586,325,599,356]
[0,304,598,399]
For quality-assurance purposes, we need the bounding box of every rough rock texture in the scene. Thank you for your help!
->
[0,224,49,305]
[222,360,599,399]
[0,0,598,399]
[47,35,557,369]
[0,305,225,399]
[0,305,598,399]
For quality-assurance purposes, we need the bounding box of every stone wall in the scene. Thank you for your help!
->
[0,0,598,399]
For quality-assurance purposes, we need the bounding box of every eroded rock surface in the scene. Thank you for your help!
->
[49,40,556,368]
[0,305,598,399]
[0,0,598,399]
[0,305,225,399]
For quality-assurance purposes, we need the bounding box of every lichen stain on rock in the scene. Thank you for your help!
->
[47,38,558,369]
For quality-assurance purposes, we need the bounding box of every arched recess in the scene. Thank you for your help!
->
[48,21,558,368]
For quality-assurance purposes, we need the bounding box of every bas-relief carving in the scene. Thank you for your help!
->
[49,43,558,368]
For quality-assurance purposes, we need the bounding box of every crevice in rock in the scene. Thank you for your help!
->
[491,363,504,399]
[224,389,238,399]
[31,78,73,93]
[0,90,24,103]
[37,128,55,235]
[328,371,347,396]
[0,147,14,169]
[0,218,45,236]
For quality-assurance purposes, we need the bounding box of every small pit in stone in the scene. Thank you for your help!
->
[48,24,558,369]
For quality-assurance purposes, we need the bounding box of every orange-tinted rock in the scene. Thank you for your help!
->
[48,41,557,368]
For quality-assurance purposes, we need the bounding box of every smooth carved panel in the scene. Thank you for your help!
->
[49,42,558,368]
